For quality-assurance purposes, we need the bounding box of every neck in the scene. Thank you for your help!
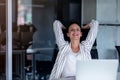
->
[71,40,80,53]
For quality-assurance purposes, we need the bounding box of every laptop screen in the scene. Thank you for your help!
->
[76,59,119,80]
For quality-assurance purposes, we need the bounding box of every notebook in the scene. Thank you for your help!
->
[76,59,119,80]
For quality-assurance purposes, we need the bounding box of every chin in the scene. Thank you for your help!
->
[73,38,80,40]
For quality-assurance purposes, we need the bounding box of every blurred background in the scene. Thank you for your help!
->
[0,0,120,80]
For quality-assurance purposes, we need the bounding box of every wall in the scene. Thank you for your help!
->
[96,0,120,59]
[82,0,96,24]
[0,0,17,25]
[97,0,117,23]
[0,0,6,25]
[118,0,120,22]
[97,26,118,59]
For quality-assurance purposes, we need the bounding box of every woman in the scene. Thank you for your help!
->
[49,19,99,80]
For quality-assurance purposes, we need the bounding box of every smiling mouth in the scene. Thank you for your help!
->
[73,34,79,36]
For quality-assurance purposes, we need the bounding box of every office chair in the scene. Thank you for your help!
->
[90,48,98,59]
[115,46,120,62]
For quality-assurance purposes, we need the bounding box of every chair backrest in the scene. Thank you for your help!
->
[90,48,98,59]
[12,32,21,49]
[21,32,34,49]
[116,46,120,53]
[0,32,21,50]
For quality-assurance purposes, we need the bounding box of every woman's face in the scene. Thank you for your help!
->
[67,23,82,41]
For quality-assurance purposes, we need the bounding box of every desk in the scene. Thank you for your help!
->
[26,48,56,80]
[0,50,26,80]
[0,50,26,54]
[56,76,75,80]
[115,46,120,62]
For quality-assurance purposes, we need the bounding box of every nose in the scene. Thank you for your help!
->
[73,29,79,33]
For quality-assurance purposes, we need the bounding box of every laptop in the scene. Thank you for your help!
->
[76,59,119,80]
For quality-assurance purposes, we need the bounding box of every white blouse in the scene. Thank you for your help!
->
[49,20,99,80]
[62,48,78,77]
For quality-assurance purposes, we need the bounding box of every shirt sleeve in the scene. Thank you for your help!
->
[81,20,99,51]
[53,20,67,50]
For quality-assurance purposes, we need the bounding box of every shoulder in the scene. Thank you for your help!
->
[81,41,89,48]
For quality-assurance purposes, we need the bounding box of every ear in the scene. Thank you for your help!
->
[80,32,83,37]
[67,32,70,37]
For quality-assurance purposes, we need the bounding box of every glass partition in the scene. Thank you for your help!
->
[17,0,56,80]
[0,0,6,79]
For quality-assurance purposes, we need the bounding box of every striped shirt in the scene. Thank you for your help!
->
[49,20,99,80]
